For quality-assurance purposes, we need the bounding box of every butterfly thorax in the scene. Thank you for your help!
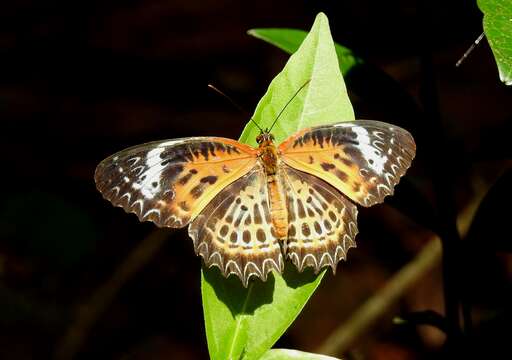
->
[257,139,279,175]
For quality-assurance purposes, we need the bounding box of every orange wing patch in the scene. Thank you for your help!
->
[95,137,258,228]
[279,120,416,207]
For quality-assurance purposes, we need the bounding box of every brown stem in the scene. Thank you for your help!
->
[54,229,170,360]
[316,193,483,356]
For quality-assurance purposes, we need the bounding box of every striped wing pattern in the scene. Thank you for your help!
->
[281,165,358,273]
[279,120,416,207]
[188,164,283,287]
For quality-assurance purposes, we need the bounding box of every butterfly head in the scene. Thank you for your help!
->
[256,130,275,146]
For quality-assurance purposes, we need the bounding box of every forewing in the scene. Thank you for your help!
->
[279,120,416,207]
[95,137,258,228]
[281,165,358,273]
[188,164,283,287]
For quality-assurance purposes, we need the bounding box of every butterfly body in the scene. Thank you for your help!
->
[95,120,416,286]
[255,134,289,240]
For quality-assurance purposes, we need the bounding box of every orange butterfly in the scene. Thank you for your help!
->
[95,120,415,286]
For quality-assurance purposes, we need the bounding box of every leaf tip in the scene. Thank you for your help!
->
[500,72,512,86]
[314,12,331,30]
[315,12,329,21]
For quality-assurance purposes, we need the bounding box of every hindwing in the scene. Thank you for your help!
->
[281,165,358,273]
[188,164,283,287]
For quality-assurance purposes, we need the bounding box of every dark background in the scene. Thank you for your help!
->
[1,0,511,359]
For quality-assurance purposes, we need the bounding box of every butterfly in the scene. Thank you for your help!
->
[95,120,415,287]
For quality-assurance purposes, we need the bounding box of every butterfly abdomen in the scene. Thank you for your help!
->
[258,140,289,240]
[266,174,288,239]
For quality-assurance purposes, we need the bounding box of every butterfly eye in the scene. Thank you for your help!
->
[256,134,263,144]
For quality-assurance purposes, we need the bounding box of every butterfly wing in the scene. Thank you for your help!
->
[188,163,283,287]
[280,165,358,273]
[279,120,416,207]
[95,137,258,228]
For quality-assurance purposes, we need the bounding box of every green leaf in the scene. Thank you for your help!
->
[202,12,355,360]
[260,348,342,360]
[478,0,512,85]
[247,28,363,77]
[202,265,325,360]
[240,13,355,147]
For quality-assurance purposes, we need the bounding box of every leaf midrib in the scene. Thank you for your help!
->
[227,282,254,360]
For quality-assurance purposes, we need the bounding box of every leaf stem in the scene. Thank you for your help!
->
[54,229,169,360]
[418,0,464,352]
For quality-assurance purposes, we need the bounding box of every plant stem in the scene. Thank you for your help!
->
[54,229,170,360]
[417,0,464,351]
[317,239,442,356]
[315,191,484,356]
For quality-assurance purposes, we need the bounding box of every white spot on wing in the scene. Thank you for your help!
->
[373,131,385,140]
[132,147,165,199]
[143,208,161,220]
[333,123,352,129]
[127,157,141,166]
[352,126,388,174]
[158,139,187,147]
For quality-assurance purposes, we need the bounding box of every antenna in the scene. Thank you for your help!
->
[207,84,263,132]
[456,32,485,67]
[268,79,311,133]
